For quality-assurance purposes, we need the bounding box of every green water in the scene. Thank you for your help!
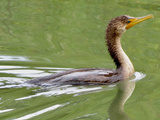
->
[0,0,160,120]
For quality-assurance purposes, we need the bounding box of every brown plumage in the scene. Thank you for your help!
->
[26,15,153,86]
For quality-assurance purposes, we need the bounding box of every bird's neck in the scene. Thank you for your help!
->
[106,34,135,78]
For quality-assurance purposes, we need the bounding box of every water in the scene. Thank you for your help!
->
[0,0,160,120]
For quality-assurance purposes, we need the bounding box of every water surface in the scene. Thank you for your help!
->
[0,0,160,120]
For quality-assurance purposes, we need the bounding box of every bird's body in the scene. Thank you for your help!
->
[27,68,118,86]
[27,14,153,86]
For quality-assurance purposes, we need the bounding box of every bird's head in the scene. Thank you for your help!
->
[107,14,153,36]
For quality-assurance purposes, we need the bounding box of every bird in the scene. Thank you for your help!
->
[26,14,153,86]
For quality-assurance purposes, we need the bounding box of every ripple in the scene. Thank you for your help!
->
[0,109,14,114]
[15,85,102,100]
[0,70,52,78]
[0,55,31,61]
[0,65,28,69]
[131,72,146,82]
[13,103,68,120]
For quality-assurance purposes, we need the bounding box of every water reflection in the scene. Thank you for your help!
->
[108,78,135,120]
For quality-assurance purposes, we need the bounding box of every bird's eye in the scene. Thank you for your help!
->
[127,21,131,23]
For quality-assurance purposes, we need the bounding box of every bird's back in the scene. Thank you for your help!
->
[26,68,119,86]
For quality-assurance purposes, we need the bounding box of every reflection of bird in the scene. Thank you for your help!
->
[27,15,153,86]
[108,79,135,120]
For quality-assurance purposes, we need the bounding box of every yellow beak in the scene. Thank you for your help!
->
[125,14,154,29]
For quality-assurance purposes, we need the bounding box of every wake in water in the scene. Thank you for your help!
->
[0,65,146,95]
